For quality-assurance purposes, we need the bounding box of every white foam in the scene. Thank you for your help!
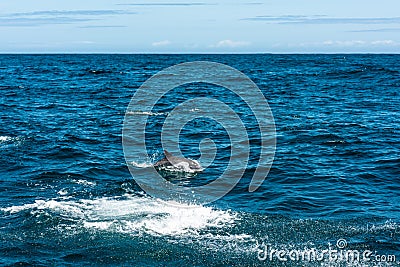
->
[126,111,165,116]
[1,195,237,237]
[0,136,11,142]
[0,136,24,147]
[57,189,68,196]
[130,161,153,168]
[2,199,86,217]
[366,221,399,232]
[74,179,96,186]
[130,153,159,168]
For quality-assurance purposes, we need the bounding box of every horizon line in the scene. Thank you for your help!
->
[0,52,399,55]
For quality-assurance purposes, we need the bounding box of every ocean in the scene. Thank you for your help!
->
[0,54,399,266]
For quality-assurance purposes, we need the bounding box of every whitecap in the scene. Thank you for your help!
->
[0,136,11,142]
[57,189,69,196]
[74,179,96,186]
[126,111,166,116]
[130,161,153,168]
[1,195,237,237]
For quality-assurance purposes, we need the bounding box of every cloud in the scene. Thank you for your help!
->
[79,25,127,28]
[8,10,135,17]
[72,41,96,44]
[370,40,396,45]
[316,40,398,47]
[0,9,135,27]
[349,28,400,33]
[242,15,400,25]
[152,40,171,47]
[322,40,366,46]
[0,17,96,27]
[242,2,264,5]
[118,3,208,6]
[211,40,250,48]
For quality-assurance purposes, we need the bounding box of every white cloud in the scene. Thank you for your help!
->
[331,40,366,46]
[211,39,250,48]
[74,41,95,44]
[152,40,171,47]
[0,9,135,27]
[322,40,397,47]
[243,15,400,25]
[371,40,395,45]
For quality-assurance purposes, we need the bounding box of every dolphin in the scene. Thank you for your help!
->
[154,150,203,173]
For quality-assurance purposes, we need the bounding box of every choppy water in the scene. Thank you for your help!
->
[0,54,399,266]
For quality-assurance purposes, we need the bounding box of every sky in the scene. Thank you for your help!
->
[0,0,400,53]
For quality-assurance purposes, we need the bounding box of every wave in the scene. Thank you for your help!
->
[1,195,238,237]
[130,153,159,168]
[0,136,24,147]
[126,111,166,116]
[2,195,398,266]
[0,136,11,142]
[73,179,96,187]
[130,161,153,168]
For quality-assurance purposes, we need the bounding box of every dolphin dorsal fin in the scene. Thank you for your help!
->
[164,150,173,157]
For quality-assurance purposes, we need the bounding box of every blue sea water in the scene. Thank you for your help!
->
[0,54,399,266]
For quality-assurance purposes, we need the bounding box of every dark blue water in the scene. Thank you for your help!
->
[1,54,399,266]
